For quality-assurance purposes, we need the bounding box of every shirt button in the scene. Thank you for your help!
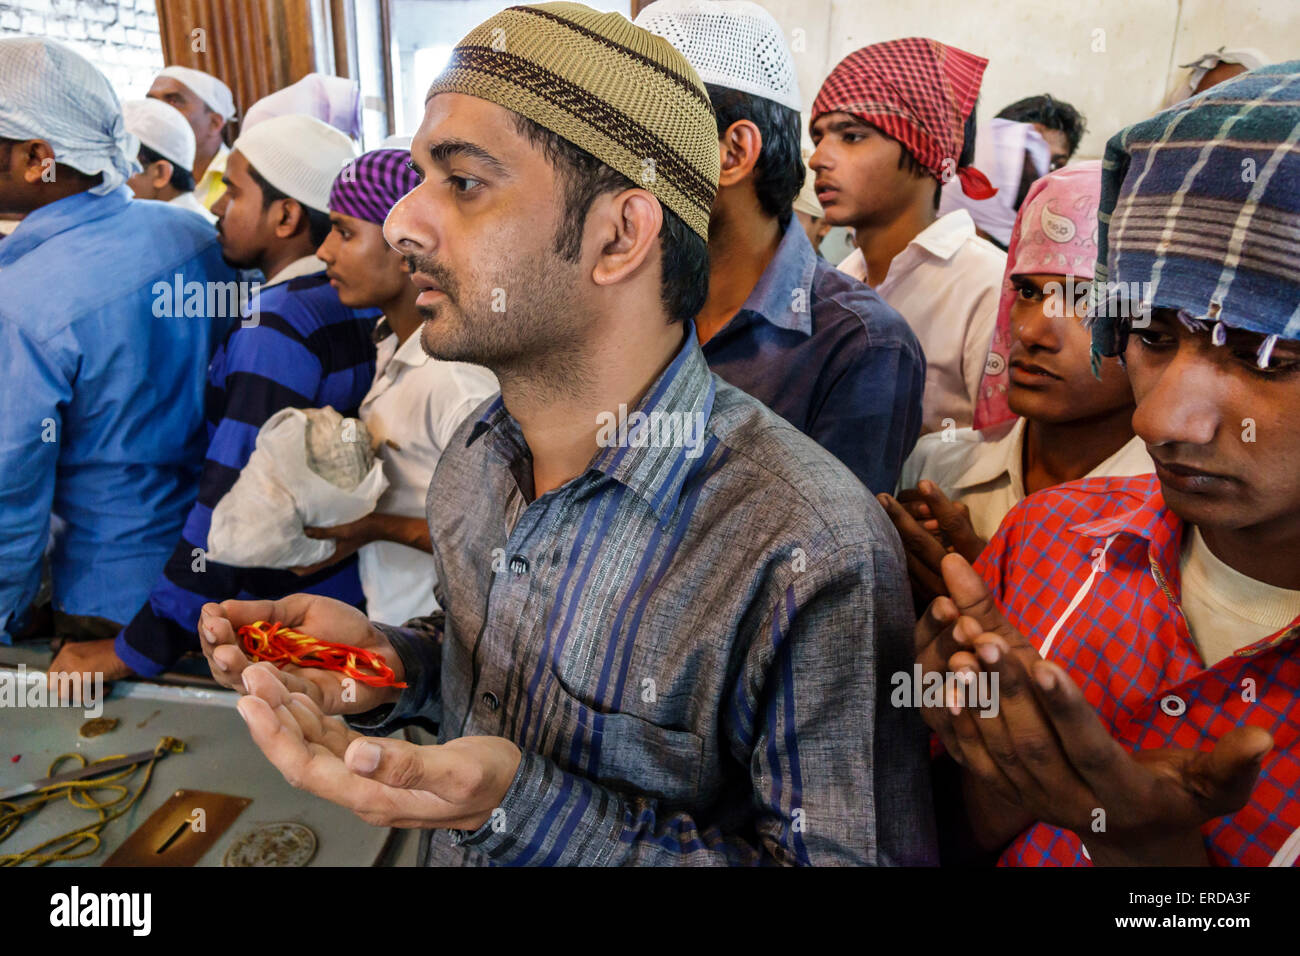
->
[482,692,500,712]
[1160,694,1186,717]
[509,555,529,575]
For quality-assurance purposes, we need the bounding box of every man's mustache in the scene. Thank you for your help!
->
[404,255,459,301]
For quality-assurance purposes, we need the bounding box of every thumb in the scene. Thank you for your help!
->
[302,526,332,540]
[346,735,440,792]
[1190,725,1272,816]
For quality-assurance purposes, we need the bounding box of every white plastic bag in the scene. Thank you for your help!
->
[207,407,389,568]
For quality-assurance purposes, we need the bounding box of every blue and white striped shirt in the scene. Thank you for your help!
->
[115,265,378,674]
[351,321,938,866]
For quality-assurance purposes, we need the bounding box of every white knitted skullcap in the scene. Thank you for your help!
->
[232,114,357,214]
[635,0,801,113]
[793,153,822,217]
[156,65,236,120]
[123,98,196,172]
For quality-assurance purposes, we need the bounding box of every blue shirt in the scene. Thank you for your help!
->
[701,219,925,493]
[114,269,379,675]
[0,187,238,638]
[349,322,938,866]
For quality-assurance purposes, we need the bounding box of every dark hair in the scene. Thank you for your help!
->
[510,113,708,324]
[704,83,801,224]
[996,94,1087,158]
[137,143,196,192]
[246,162,332,247]
[890,105,978,210]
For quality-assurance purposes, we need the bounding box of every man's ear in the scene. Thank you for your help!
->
[590,188,662,288]
[20,139,58,185]
[718,119,762,189]
[205,108,226,142]
[151,159,174,191]
[273,196,307,239]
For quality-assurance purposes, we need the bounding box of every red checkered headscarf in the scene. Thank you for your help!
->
[811,37,996,199]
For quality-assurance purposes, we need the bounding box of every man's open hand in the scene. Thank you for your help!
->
[237,664,521,831]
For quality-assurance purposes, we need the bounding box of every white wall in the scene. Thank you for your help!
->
[756,0,1300,159]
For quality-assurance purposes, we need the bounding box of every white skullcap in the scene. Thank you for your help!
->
[156,65,236,120]
[242,74,362,139]
[123,98,196,172]
[0,37,139,196]
[232,113,357,213]
[635,0,801,113]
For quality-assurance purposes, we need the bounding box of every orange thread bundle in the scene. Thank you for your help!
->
[237,621,408,689]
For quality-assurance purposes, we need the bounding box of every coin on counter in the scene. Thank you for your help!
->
[78,717,119,738]
[223,822,317,867]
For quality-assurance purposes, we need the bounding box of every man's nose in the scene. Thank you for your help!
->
[383,186,435,256]
[1131,344,1223,449]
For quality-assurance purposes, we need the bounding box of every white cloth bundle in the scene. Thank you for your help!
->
[207,407,388,568]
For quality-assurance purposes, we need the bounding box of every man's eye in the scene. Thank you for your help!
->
[1015,285,1042,301]
[447,175,482,193]
[1132,329,1175,349]
[1237,350,1300,375]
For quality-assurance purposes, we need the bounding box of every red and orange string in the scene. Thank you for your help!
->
[237,621,407,689]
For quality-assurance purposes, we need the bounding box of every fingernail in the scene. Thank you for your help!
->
[202,625,217,644]
[1036,667,1057,691]
[352,741,382,774]
[214,656,228,672]
[235,698,251,724]
[978,643,1000,664]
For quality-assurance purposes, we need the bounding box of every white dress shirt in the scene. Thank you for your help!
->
[358,323,499,625]
[839,209,1005,434]
[170,190,217,224]
[898,417,1155,543]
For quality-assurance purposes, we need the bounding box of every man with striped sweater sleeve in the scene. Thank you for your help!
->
[49,115,378,683]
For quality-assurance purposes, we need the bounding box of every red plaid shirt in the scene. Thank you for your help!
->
[974,473,1300,866]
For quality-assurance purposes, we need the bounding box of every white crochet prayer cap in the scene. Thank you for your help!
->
[232,113,357,213]
[635,0,802,113]
[156,65,236,120]
[123,98,197,172]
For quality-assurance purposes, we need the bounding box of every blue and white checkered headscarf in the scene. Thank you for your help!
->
[1092,60,1300,368]
[0,37,139,196]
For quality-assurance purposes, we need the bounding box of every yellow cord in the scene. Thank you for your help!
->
[0,736,184,866]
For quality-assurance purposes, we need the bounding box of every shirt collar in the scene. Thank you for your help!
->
[262,255,326,289]
[1069,473,1182,587]
[734,217,817,336]
[909,208,977,262]
[0,185,131,266]
[468,320,716,528]
[952,418,1026,491]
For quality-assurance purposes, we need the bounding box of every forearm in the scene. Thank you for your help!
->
[368,514,431,553]
[343,619,442,733]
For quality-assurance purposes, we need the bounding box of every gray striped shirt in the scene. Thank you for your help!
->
[349,322,937,865]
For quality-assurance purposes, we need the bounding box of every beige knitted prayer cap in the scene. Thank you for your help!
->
[425,2,720,240]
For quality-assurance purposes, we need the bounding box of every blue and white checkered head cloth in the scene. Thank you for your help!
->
[0,37,140,196]
[1092,60,1300,369]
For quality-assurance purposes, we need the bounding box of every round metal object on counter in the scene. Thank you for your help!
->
[223,822,318,867]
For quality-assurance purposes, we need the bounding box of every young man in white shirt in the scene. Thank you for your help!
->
[881,163,1151,604]
[297,148,498,623]
[122,98,216,224]
[810,38,1005,434]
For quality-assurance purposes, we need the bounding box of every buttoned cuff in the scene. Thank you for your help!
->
[452,749,618,866]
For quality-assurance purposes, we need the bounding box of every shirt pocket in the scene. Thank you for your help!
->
[569,704,705,807]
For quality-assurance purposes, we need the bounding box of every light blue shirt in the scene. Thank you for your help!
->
[0,186,238,637]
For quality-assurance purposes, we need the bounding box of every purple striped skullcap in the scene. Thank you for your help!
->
[329,148,421,225]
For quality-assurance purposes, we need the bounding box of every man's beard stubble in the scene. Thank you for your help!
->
[408,248,593,400]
